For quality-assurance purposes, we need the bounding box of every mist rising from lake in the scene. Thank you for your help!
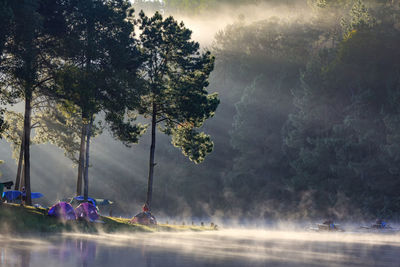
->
[1,229,399,267]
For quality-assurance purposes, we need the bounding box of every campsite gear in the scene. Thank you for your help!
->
[2,190,22,201]
[2,190,43,201]
[72,196,97,207]
[372,219,389,229]
[360,219,394,231]
[31,192,44,199]
[316,223,344,232]
[75,202,99,222]
[0,181,13,189]
[316,220,343,231]
[307,220,345,232]
[48,202,77,220]
[95,199,113,206]
[130,212,157,225]
[0,181,13,199]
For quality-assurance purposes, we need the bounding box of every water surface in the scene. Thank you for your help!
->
[1,229,399,267]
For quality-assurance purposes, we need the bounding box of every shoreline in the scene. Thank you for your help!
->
[0,203,216,235]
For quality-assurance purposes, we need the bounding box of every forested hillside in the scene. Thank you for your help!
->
[150,0,400,220]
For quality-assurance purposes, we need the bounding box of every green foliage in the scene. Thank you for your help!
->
[33,103,101,165]
[107,115,146,147]
[0,0,13,55]
[3,110,25,159]
[171,126,213,163]
[284,20,400,218]
[213,17,319,217]
[53,0,135,119]
[135,11,219,162]
[341,0,376,37]
[2,99,90,164]
[0,108,7,138]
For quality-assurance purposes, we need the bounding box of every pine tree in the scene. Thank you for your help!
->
[52,0,139,200]
[1,0,64,205]
[133,11,219,209]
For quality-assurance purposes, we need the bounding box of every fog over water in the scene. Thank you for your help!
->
[1,229,400,267]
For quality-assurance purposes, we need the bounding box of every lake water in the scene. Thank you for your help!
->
[1,229,399,267]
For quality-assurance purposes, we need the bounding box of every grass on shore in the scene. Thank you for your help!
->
[0,203,215,235]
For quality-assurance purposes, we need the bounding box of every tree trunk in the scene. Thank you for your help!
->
[15,137,25,190]
[76,121,87,196]
[23,92,32,206]
[83,116,93,201]
[20,162,25,193]
[146,104,157,210]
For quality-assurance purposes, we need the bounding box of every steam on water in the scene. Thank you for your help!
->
[1,229,400,267]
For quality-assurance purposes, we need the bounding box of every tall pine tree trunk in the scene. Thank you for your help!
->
[23,91,32,205]
[83,116,93,201]
[15,137,25,190]
[20,162,25,193]
[76,120,87,196]
[146,104,157,210]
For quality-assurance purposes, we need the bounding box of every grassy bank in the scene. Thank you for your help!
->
[0,203,215,234]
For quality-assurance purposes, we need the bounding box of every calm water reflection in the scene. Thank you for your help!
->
[1,230,399,267]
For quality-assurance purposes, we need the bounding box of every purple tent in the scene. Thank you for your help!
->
[75,202,99,222]
[48,202,76,220]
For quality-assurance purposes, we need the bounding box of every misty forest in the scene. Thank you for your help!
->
[1,0,400,224]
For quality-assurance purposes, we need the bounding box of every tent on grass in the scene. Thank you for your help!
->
[2,191,43,202]
[75,202,99,222]
[2,190,22,201]
[48,202,76,220]
[71,196,97,207]
[130,212,157,225]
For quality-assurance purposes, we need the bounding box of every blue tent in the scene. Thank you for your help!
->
[2,190,21,200]
[2,191,43,201]
[31,192,44,199]
[73,196,96,206]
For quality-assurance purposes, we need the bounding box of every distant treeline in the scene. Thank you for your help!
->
[218,0,400,220]
[132,0,400,220]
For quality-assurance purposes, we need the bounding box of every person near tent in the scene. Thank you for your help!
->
[143,203,149,213]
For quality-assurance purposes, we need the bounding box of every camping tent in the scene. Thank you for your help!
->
[2,190,22,201]
[71,196,97,207]
[75,202,99,222]
[130,212,157,225]
[2,191,43,202]
[48,202,76,220]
